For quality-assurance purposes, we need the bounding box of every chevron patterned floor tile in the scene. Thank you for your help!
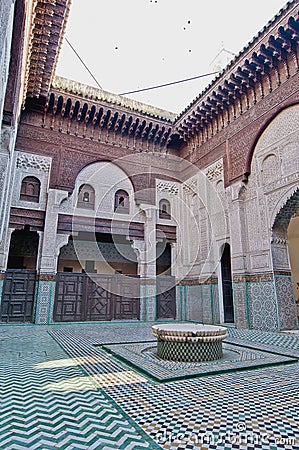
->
[0,326,157,450]
[1,322,298,450]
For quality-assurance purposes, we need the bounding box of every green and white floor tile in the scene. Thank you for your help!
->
[0,322,298,449]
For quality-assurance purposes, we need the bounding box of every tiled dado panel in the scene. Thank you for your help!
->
[247,281,279,331]
[35,279,56,325]
[275,275,298,330]
[236,277,298,332]
[232,282,250,329]
[184,283,219,324]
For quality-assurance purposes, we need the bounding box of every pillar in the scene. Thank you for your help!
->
[35,189,68,324]
[229,183,250,329]
[135,204,157,321]
[0,228,14,305]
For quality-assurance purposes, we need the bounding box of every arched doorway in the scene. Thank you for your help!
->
[288,209,299,323]
[7,226,39,269]
[271,189,299,330]
[1,227,39,323]
[220,243,234,323]
[156,241,176,319]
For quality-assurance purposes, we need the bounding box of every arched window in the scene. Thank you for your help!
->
[77,184,95,209]
[20,176,40,203]
[159,199,171,219]
[114,190,129,213]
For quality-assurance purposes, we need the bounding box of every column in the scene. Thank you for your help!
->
[138,204,157,321]
[229,183,250,329]
[35,189,68,324]
[0,228,14,306]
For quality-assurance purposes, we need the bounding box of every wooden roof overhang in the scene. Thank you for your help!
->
[43,81,179,150]
[24,0,71,104]
[175,1,299,141]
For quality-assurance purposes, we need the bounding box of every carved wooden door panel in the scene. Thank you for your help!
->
[86,276,113,321]
[0,270,37,323]
[54,273,86,322]
[54,273,141,322]
[156,276,176,319]
[113,276,140,320]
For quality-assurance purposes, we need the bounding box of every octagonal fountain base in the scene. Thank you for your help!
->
[152,323,227,362]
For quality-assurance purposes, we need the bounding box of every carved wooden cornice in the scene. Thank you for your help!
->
[43,80,179,151]
[52,76,176,122]
[175,1,299,142]
[25,0,72,100]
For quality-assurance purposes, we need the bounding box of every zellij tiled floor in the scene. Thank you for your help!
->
[0,322,298,450]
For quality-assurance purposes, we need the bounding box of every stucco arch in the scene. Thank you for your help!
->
[246,102,299,177]
[58,160,138,217]
[236,104,299,331]
[271,186,299,230]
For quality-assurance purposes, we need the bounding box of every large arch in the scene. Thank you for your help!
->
[271,189,299,330]
[240,104,299,331]
[58,160,137,216]
[288,208,299,323]
[245,101,299,180]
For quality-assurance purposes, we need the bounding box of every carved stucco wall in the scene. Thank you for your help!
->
[288,214,299,320]
[173,160,227,325]
[195,105,299,330]
[11,151,52,210]
[0,0,15,127]
[59,161,141,220]
[246,104,299,272]
[175,163,228,282]
[235,104,299,330]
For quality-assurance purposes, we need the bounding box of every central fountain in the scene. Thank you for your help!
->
[152,323,227,362]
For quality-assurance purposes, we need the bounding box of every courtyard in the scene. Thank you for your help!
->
[0,322,298,450]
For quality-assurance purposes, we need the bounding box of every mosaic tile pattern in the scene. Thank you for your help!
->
[0,325,157,449]
[35,280,55,325]
[275,275,298,330]
[226,327,299,358]
[102,341,296,382]
[232,282,250,329]
[247,282,279,331]
[1,322,298,450]
[185,284,219,325]
[156,339,223,362]
[49,323,299,450]
[106,366,299,450]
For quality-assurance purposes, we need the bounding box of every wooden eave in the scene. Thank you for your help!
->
[44,85,179,148]
[175,0,299,140]
[24,0,72,103]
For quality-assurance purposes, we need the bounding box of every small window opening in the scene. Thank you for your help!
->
[114,190,129,213]
[159,199,171,219]
[20,176,40,203]
[83,192,90,202]
[77,184,95,209]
